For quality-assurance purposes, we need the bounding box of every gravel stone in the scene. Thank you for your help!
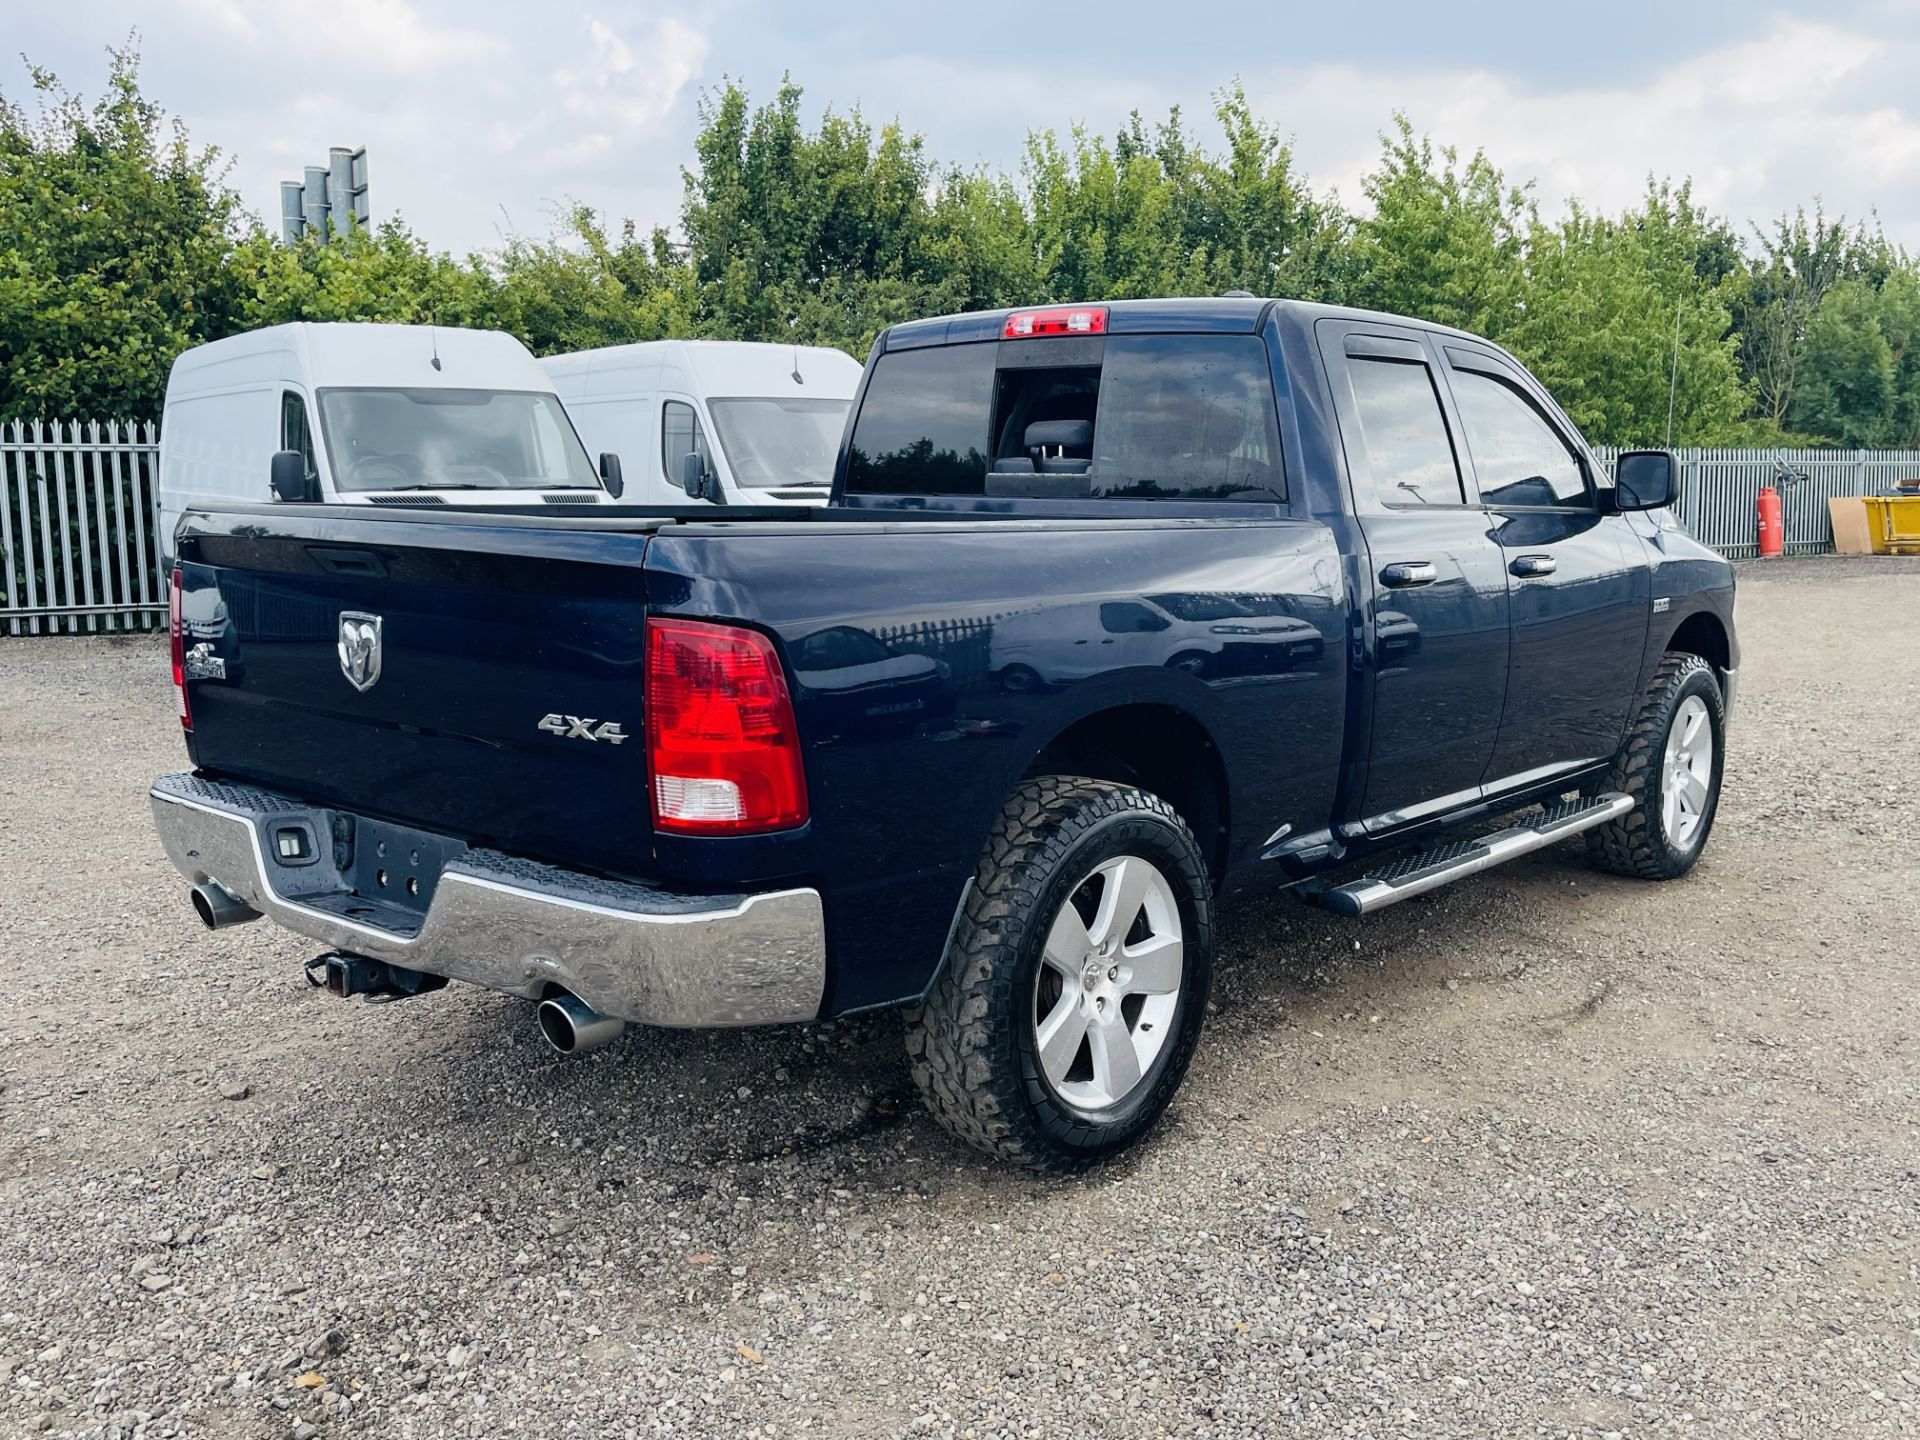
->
[1,559,1916,1437]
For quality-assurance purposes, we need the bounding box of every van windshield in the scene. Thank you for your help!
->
[317,388,601,492]
[706,397,849,490]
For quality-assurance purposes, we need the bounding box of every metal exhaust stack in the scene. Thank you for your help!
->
[191,882,261,930]
[537,993,625,1055]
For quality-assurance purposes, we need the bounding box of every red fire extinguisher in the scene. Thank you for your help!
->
[1757,485,1784,557]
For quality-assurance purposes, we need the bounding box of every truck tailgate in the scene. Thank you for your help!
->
[176,509,663,874]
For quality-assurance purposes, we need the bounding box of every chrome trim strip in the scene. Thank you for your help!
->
[150,778,825,1029]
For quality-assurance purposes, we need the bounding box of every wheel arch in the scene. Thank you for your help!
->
[1664,608,1732,685]
[1020,701,1231,886]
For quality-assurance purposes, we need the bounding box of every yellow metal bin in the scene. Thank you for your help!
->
[1861,497,1920,554]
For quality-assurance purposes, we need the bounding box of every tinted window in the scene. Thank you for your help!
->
[1448,367,1588,507]
[845,344,994,495]
[661,400,714,488]
[1092,336,1284,502]
[1346,358,1464,505]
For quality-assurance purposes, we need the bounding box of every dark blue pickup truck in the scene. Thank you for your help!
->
[154,298,1737,1170]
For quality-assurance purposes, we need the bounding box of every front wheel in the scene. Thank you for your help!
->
[1588,653,1726,879]
[906,776,1213,1171]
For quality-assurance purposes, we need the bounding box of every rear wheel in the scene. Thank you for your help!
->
[906,776,1213,1171]
[1588,653,1726,879]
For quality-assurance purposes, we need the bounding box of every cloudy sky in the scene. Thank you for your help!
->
[11,1,1920,255]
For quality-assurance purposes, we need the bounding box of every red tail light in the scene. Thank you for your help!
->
[645,617,807,835]
[1003,305,1107,339]
[169,567,190,728]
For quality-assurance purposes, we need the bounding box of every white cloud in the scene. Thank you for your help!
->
[850,18,1920,250]
[132,3,711,250]
[178,0,504,73]
[1238,19,1920,240]
[13,4,1919,257]
[553,15,709,141]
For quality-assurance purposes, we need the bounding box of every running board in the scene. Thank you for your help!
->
[1319,792,1634,917]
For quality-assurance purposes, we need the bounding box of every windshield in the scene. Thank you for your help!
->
[706,397,849,490]
[317,388,601,493]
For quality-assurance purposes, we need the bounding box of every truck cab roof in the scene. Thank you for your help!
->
[880,296,1492,350]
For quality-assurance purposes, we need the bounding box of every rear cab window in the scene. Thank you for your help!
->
[844,322,1284,506]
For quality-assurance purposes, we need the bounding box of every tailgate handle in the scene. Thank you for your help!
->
[307,547,388,578]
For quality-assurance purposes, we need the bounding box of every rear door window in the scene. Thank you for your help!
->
[1344,357,1465,506]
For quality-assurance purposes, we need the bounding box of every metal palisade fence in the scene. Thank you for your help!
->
[2,420,163,636]
[1593,446,1920,560]
[2,424,1918,637]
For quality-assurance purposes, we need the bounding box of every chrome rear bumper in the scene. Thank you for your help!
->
[150,772,825,1028]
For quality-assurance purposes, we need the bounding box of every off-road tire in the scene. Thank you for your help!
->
[1587,653,1726,879]
[905,776,1213,1171]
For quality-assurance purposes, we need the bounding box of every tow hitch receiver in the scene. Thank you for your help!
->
[306,952,447,1001]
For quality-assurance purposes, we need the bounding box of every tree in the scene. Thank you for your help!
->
[1792,273,1920,446]
[1351,116,1532,340]
[230,217,500,330]
[494,207,694,355]
[1510,183,1751,446]
[1731,209,1892,429]
[0,45,243,418]
[1014,89,1351,306]
[680,79,938,353]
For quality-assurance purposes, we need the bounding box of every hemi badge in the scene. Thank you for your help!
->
[1652,597,1671,613]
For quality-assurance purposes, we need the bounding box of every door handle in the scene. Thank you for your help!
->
[1509,554,1558,578]
[1380,561,1437,588]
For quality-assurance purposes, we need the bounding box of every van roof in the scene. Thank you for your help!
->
[541,340,863,400]
[165,323,554,397]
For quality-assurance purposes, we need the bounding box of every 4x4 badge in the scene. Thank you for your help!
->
[338,612,383,692]
[538,714,628,745]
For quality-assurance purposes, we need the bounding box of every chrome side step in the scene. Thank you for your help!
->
[1319,792,1633,917]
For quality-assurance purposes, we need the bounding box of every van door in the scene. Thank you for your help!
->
[1434,343,1649,789]
[1316,320,1511,829]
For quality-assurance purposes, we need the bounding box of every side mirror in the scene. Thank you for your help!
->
[1614,450,1677,511]
[598,452,624,500]
[680,450,714,502]
[269,450,313,503]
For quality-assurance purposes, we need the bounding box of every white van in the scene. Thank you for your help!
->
[542,340,863,507]
[158,322,619,561]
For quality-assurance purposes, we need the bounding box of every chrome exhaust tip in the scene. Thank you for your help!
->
[191,881,260,930]
[537,993,625,1055]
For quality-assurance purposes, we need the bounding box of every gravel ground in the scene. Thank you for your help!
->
[2,556,1917,1440]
